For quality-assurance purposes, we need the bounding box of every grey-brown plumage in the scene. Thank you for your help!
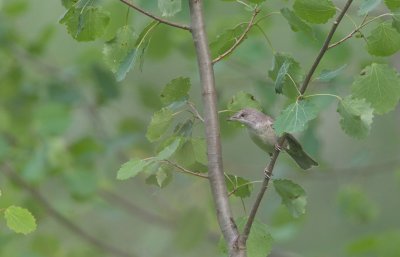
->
[229,108,318,170]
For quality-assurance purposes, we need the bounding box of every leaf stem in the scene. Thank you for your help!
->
[303,93,342,101]
[162,160,209,179]
[118,0,191,31]
[212,7,260,64]
[329,13,393,49]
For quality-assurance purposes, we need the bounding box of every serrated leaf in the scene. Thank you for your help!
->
[280,8,314,37]
[316,64,347,82]
[337,96,374,138]
[351,63,400,114]
[293,0,336,24]
[358,0,382,15]
[5,206,37,234]
[158,0,181,17]
[275,61,291,94]
[146,107,174,142]
[337,185,378,223]
[155,137,182,160]
[103,25,136,81]
[59,6,110,42]
[191,138,208,165]
[273,100,319,135]
[366,22,400,56]
[210,24,247,59]
[160,77,191,105]
[225,174,252,198]
[103,21,159,81]
[237,218,273,257]
[269,53,303,99]
[117,158,152,180]
[273,179,307,218]
[385,0,400,11]
[227,91,263,112]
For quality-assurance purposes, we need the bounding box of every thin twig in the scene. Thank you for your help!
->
[212,8,260,64]
[118,0,190,31]
[328,13,393,49]
[241,0,355,244]
[299,0,354,94]
[1,163,136,257]
[162,160,209,179]
[189,0,239,253]
[187,101,205,122]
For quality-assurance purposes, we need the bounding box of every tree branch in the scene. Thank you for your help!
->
[212,8,260,64]
[162,160,209,179]
[188,0,240,254]
[241,0,354,244]
[299,0,354,94]
[118,0,191,31]
[1,163,137,257]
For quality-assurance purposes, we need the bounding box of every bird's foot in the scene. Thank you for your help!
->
[264,169,272,179]
[274,143,282,152]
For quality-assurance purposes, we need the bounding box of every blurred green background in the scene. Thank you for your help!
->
[1,0,400,256]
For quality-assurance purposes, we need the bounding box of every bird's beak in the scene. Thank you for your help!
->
[227,114,238,121]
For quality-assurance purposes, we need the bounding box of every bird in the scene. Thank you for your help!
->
[228,108,318,170]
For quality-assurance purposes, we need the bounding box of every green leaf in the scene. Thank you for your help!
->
[273,99,319,135]
[316,64,347,82]
[274,61,291,94]
[293,0,336,24]
[103,21,159,81]
[191,138,208,165]
[5,206,37,234]
[146,107,174,142]
[358,0,382,15]
[61,0,78,8]
[280,8,314,37]
[155,137,182,160]
[268,53,303,99]
[225,174,252,198]
[116,158,152,180]
[366,22,400,56]
[337,185,378,223]
[347,231,400,256]
[59,6,110,42]
[237,218,273,257]
[158,0,181,17]
[210,24,247,59]
[160,77,191,105]
[393,14,400,33]
[351,63,400,114]
[103,25,136,81]
[145,166,173,188]
[248,0,266,3]
[337,96,374,139]
[227,91,263,112]
[273,179,307,218]
[384,0,400,11]
[135,20,159,71]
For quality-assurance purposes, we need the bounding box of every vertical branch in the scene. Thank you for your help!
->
[188,0,239,252]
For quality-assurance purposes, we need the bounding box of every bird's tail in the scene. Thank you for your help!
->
[284,134,318,170]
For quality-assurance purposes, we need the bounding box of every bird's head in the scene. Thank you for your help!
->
[228,108,270,128]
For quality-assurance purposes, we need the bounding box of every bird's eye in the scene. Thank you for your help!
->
[240,113,246,118]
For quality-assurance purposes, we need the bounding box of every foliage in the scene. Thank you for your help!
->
[1,0,400,256]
